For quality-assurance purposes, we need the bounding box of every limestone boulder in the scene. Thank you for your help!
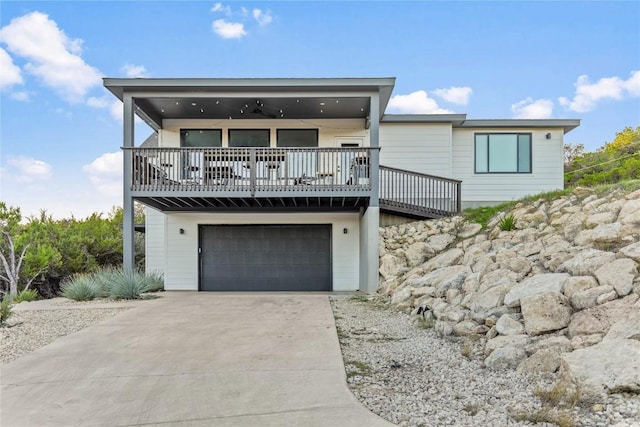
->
[595,258,638,297]
[568,294,640,338]
[485,346,527,370]
[527,336,572,355]
[604,310,640,340]
[503,273,570,308]
[563,276,599,300]
[434,320,454,337]
[470,284,510,314]
[477,268,518,294]
[521,292,572,336]
[485,334,531,355]
[517,349,561,373]
[453,320,479,337]
[561,339,640,398]
[585,211,618,228]
[379,253,406,280]
[620,242,640,262]
[558,249,617,276]
[570,334,603,350]
[422,248,464,273]
[457,222,482,239]
[590,222,622,243]
[427,233,456,253]
[390,287,413,305]
[619,199,640,225]
[570,285,616,311]
[496,314,524,336]
[402,241,435,268]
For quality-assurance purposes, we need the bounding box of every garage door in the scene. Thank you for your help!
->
[200,225,332,291]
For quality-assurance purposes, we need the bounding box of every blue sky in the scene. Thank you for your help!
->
[1,1,638,218]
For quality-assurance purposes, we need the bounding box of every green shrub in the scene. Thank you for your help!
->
[108,269,150,299]
[0,295,13,325]
[14,289,39,303]
[143,270,164,292]
[61,274,101,301]
[498,214,517,231]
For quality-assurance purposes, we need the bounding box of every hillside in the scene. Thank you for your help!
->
[377,182,640,423]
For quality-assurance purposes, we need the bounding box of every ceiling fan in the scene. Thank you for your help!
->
[249,100,280,119]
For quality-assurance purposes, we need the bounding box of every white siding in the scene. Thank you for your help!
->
[452,128,565,207]
[144,207,166,274]
[163,212,361,291]
[159,119,369,148]
[379,123,452,176]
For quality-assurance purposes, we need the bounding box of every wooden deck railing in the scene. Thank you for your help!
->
[129,147,376,194]
[379,165,462,217]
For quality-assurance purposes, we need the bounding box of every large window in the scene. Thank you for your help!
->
[180,129,222,147]
[229,129,270,147]
[276,129,318,147]
[475,133,531,173]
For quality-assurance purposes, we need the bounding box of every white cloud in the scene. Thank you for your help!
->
[10,91,30,101]
[559,70,640,113]
[121,64,148,78]
[110,99,123,121]
[0,11,102,103]
[211,2,231,14]
[253,9,273,26]
[212,19,247,39]
[87,96,109,108]
[432,86,472,106]
[387,90,453,114]
[511,97,554,119]
[0,47,23,89]
[6,156,52,184]
[83,151,123,198]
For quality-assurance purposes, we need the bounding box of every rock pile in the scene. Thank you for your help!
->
[379,187,640,401]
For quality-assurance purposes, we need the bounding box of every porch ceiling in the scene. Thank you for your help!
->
[135,96,371,121]
[135,195,369,212]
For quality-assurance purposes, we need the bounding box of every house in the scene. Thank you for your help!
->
[103,77,579,294]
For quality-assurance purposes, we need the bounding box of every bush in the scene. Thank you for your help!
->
[143,270,164,293]
[14,288,39,303]
[0,294,13,325]
[108,269,151,299]
[61,274,102,301]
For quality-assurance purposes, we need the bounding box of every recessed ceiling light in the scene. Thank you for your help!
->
[320,109,323,113]
[336,100,339,103]
[320,102,325,106]
[161,109,165,113]
[360,108,364,112]
[192,102,197,106]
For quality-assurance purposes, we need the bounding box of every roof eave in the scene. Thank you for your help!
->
[457,119,581,134]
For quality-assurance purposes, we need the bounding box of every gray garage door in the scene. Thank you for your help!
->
[200,225,332,291]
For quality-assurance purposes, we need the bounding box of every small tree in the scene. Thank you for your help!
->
[564,142,584,165]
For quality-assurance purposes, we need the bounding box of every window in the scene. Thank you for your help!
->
[180,129,222,147]
[229,129,270,147]
[276,129,318,147]
[475,133,531,173]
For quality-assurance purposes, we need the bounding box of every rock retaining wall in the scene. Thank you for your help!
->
[379,187,640,400]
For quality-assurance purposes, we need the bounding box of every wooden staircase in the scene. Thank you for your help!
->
[379,165,462,219]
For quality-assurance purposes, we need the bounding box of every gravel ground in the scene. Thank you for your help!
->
[331,296,640,427]
[1,303,130,365]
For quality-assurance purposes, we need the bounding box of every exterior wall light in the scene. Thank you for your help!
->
[343,228,348,234]
[545,133,552,139]
[179,228,185,235]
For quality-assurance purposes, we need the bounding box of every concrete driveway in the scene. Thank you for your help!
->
[1,293,393,426]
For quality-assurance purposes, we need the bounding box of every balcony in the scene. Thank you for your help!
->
[128,147,377,211]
